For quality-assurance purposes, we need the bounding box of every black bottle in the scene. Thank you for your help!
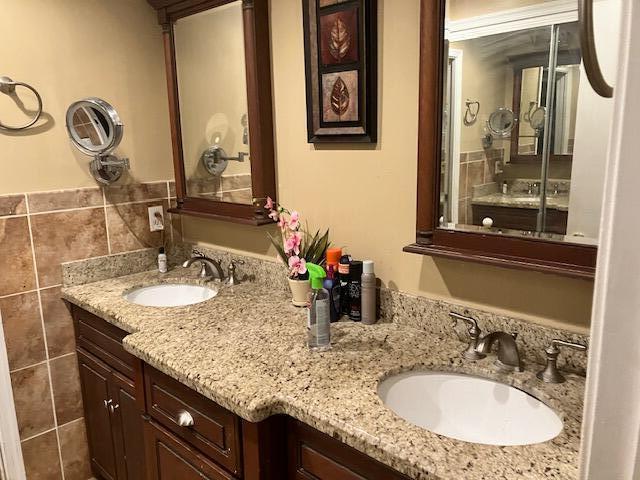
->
[348,261,363,321]
[338,254,352,315]
[323,265,341,322]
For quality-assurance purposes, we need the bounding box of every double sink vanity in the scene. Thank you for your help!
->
[61,250,586,480]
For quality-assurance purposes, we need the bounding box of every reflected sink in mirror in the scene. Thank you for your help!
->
[378,371,563,446]
[124,284,217,307]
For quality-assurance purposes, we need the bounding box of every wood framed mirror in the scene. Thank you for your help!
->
[148,0,276,225]
[405,0,610,279]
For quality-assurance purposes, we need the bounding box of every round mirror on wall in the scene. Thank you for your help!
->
[65,98,129,184]
[529,106,546,133]
[487,108,517,137]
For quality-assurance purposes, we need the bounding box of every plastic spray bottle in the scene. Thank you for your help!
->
[306,263,331,351]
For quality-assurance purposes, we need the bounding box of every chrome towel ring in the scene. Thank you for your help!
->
[0,76,43,131]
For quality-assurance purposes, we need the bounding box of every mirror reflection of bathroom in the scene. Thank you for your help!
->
[174,0,253,205]
[439,0,615,245]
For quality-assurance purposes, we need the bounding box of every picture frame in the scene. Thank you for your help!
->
[302,0,378,143]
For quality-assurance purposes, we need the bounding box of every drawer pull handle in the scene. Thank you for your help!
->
[176,410,194,427]
[103,399,112,409]
[109,403,120,414]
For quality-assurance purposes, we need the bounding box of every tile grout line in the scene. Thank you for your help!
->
[0,283,66,301]
[6,349,77,376]
[23,196,66,480]
[102,189,112,256]
[19,427,57,444]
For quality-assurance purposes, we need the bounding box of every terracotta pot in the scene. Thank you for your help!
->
[288,278,310,307]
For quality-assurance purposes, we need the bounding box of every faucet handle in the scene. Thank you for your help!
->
[537,339,587,384]
[226,259,245,286]
[450,312,486,361]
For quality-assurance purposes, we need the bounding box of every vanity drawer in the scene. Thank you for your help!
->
[144,366,242,476]
[72,305,137,380]
[287,420,410,480]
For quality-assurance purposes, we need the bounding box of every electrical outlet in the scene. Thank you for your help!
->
[148,206,164,232]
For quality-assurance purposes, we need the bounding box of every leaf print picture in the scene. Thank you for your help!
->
[302,0,376,141]
[329,18,351,61]
[322,71,359,123]
[319,8,359,66]
[331,77,350,118]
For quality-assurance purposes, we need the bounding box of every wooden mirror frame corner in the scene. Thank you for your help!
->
[405,0,597,279]
[148,0,277,226]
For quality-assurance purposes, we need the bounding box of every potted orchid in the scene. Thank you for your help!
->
[265,197,330,306]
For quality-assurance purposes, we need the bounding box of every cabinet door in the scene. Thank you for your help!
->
[287,420,410,480]
[144,420,235,480]
[109,371,146,480]
[77,349,118,480]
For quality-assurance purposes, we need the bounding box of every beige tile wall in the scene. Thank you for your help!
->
[0,180,178,480]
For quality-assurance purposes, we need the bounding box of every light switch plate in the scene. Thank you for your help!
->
[148,206,164,232]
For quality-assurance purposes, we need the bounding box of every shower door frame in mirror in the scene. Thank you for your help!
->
[149,0,276,225]
[405,0,597,279]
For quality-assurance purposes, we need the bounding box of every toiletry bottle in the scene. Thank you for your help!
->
[158,247,168,273]
[361,260,377,325]
[326,247,342,272]
[338,254,352,315]
[348,261,363,321]
[324,265,341,322]
[502,180,508,194]
[306,263,331,351]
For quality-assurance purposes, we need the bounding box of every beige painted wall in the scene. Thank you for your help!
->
[174,1,251,182]
[184,0,594,332]
[449,0,557,20]
[451,39,512,155]
[0,0,173,195]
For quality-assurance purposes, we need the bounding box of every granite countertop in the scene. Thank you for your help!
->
[472,193,569,212]
[62,268,584,480]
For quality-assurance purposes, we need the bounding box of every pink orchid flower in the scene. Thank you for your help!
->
[288,256,307,276]
[284,231,302,255]
[289,211,300,231]
[278,215,288,230]
[268,209,279,221]
[265,197,275,210]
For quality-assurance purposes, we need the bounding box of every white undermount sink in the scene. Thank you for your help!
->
[378,371,562,446]
[123,284,217,307]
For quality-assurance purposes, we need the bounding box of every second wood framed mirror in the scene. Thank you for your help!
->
[148,0,276,225]
[406,0,617,279]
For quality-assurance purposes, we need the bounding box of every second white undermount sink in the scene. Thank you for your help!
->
[124,284,217,307]
[378,371,562,446]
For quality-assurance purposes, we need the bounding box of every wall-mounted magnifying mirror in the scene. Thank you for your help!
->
[487,108,516,137]
[65,97,130,185]
[529,106,546,132]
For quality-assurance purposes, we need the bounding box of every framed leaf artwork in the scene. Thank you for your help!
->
[302,0,377,143]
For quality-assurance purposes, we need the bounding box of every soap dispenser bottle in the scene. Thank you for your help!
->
[306,263,331,351]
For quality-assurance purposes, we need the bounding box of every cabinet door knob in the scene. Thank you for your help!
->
[176,410,194,427]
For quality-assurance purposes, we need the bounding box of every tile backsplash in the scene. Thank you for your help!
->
[0,180,180,480]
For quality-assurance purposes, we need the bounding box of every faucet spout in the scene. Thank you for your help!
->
[183,253,225,281]
[476,331,523,372]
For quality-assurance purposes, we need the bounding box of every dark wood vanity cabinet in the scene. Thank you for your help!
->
[472,205,568,235]
[71,306,410,480]
[72,306,146,480]
[287,420,411,480]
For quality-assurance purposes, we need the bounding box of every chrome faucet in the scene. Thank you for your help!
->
[537,339,587,383]
[183,250,224,281]
[450,312,486,361]
[226,259,245,286]
[476,331,523,372]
